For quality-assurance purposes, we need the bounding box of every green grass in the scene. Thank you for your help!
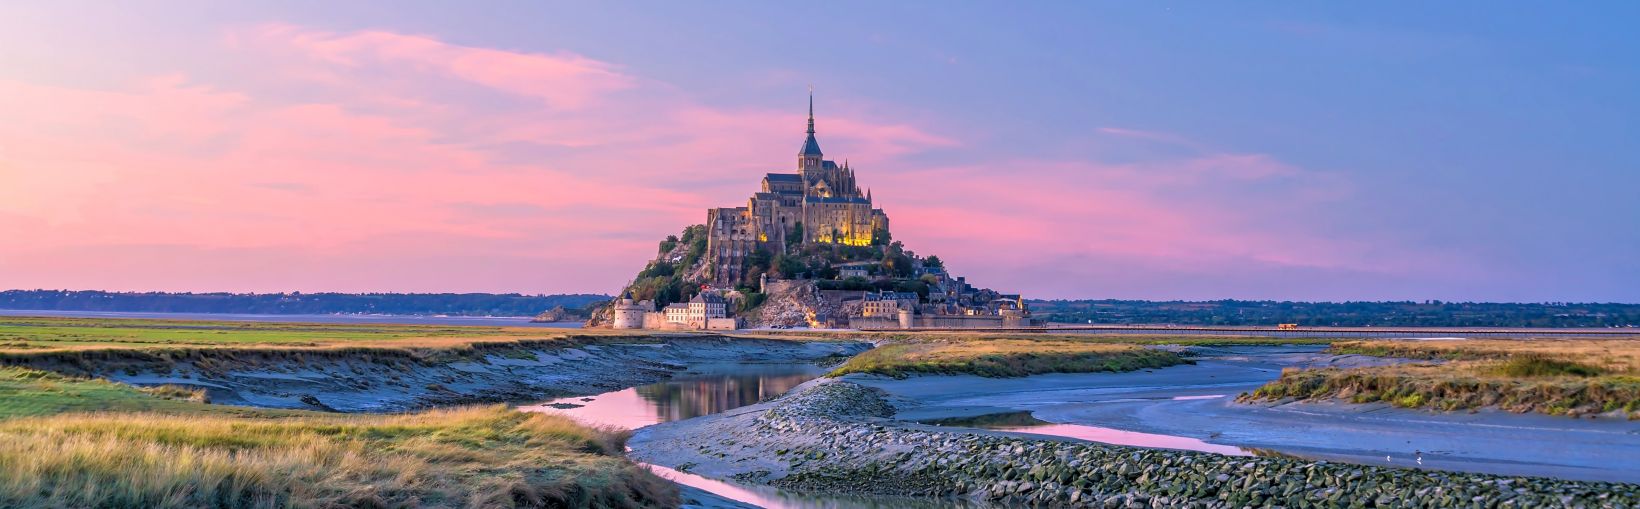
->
[0,316,555,352]
[826,339,1188,378]
[1485,355,1604,378]
[0,366,297,420]
[0,316,693,381]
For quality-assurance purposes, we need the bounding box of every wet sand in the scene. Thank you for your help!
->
[846,345,1640,483]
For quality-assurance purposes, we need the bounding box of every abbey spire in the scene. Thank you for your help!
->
[799,93,824,170]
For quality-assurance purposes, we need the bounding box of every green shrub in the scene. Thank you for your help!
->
[1486,355,1603,378]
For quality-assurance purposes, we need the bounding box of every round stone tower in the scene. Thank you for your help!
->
[611,298,650,329]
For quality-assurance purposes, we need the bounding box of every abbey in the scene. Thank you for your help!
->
[705,96,890,284]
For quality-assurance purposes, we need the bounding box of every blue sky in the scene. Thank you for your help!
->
[2,2,1636,300]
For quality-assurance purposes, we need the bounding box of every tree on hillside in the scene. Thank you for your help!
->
[786,222,804,252]
[871,227,891,246]
[771,254,805,279]
[808,259,838,280]
[924,255,944,270]
[678,225,708,268]
[883,252,915,278]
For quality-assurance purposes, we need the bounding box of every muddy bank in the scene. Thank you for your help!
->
[12,335,869,412]
[631,379,1637,508]
[852,345,1640,483]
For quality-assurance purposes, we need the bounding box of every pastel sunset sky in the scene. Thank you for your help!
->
[2,2,1636,301]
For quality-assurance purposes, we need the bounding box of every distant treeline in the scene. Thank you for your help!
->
[0,290,611,317]
[1027,300,1640,328]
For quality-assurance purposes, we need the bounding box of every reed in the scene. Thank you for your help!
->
[0,406,676,508]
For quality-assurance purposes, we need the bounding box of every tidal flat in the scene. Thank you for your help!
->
[4,316,1639,508]
[1243,339,1640,417]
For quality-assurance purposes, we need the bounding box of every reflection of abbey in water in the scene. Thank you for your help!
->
[634,372,816,422]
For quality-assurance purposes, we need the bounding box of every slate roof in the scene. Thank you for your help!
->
[800,133,823,156]
[804,195,872,204]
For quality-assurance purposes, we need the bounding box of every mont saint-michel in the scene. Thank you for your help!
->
[595,97,1031,331]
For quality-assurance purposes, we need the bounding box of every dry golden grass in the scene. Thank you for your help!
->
[739,329,1332,346]
[0,405,676,509]
[1244,339,1640,418]
[1331,339,1640,374]
[827,338,1187,378]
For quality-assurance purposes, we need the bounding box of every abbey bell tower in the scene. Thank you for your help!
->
[705,92,891,284]
[799,93,823,173]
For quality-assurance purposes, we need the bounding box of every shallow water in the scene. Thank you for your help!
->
[520,362,825,429]
[922,409,1252,456]
[522,363,982,509]
[857,346,1640,483]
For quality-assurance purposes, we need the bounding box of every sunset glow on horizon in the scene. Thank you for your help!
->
[3,3,1636,301]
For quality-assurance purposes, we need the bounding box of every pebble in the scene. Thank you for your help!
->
[748,380,1640,508]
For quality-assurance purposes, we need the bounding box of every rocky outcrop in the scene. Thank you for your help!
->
[747,280,819,328]
[741,280,866,329]
[530,305,591,323]
[637,379,1639,508]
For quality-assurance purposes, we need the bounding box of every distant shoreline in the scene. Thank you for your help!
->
[0,309,585,328]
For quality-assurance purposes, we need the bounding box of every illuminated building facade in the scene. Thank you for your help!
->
[706,95,890,284]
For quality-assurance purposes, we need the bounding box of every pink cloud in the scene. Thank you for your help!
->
[0,24,957,294]
[869,147,1463,298]
[0,23,1451,298]
[252,24,634,109]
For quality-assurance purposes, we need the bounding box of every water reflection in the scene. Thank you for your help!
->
[523,363,992,508]
[923,411,1252,457]
[634,368,818,424]
[522,362,824,429]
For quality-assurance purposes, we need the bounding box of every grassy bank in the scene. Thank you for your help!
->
[0,316,699,381]
[1242,339,1640,418]
[0,316,688,508]
[827,339,1187,378]
[0,405,675,508]
[1,366,265,419]
[0,366,677,508]
[0,316,572,353]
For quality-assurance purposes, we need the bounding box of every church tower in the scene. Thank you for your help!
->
[799,93,823,173]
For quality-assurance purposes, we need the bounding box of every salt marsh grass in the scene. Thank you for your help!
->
[0,406,675,508]
[1244,339,1640,418]
[826,339,1186,378]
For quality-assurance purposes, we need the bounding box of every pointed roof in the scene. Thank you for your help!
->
[800,93,823,157]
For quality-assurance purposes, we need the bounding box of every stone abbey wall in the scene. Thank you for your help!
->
[703,103,889,284]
